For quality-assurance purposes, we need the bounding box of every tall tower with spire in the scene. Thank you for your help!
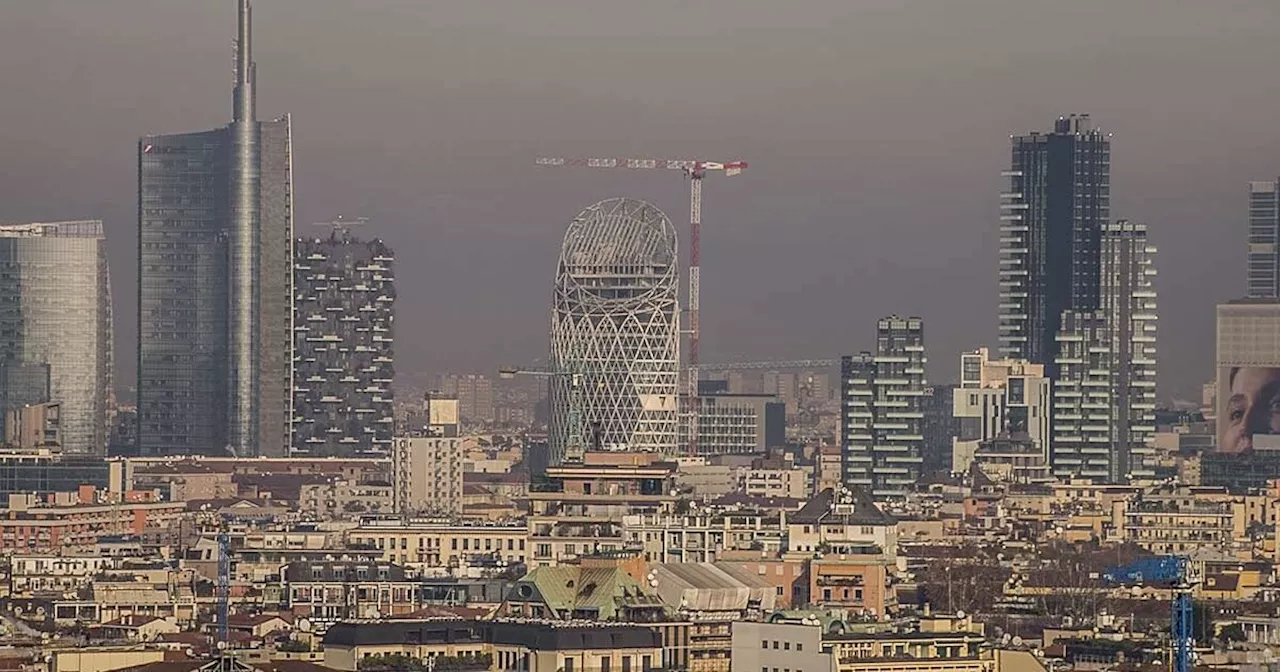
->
[137,0,294,457]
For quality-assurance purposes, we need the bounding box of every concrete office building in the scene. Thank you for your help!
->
[730,622,830,672]
[0,221,112,455]
[684,390,785,456]
[1052,221,1158,482]
[436,374,495,424]
[1247,179,1280,299]
[292,230,395,456]
[951,348,1051,476]
[999,114,1111,375]
[548,198,680,462]
[137,0,293,456]
[840,316,927,498]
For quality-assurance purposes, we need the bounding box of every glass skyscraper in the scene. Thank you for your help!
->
[999,114,1111,376]
[137,0,293,457]
[1247,179,1280,299]
[0,221,112,455]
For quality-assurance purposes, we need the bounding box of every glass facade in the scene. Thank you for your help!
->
[0,221,112,455]
[136,1,293,457]
[0,454,110,497]
[137,131,230,455]
[999,114,1110,376]
[1247,180,1280,299]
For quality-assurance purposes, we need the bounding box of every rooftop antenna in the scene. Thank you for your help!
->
[311,215,370,233]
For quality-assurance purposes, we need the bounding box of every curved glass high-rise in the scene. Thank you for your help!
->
[549,198,680,462]
[137,0,293,456]
[0,221,112,455]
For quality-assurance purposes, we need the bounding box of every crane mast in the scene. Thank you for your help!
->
[535,156,746,456]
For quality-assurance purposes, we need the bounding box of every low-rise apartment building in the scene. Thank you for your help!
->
[1115,485,1236,554]
[322,619,665,672]
[282,560,421,634]
[528,456,678,567]
[623,510,785,564]
[787,488,898,562]
[0,496,186,552]
[347,519,527,571]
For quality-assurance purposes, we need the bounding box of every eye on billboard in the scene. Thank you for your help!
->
[1217,365,1280,454]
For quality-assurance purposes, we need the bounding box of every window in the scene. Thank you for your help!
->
[641,656,651,672]
[784,642,790,651]
[762,641,768,650]
[622,658,631,672]
[797,644,803,652]
[600,657,610,672]
[776,587,783,596]
[772,642,779,650]
[451,539,458,550]
[564,659,574,672]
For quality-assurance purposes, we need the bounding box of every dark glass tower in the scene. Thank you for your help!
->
[292,230,396,456]
[998,114,1110,376]
[137,0,293,457]
[0,221,113,455]
[1247,179,1280,299]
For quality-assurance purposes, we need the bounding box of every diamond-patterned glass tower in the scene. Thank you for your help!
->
[549,198,680,462]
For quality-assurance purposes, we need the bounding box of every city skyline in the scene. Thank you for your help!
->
[2,1,1279,402]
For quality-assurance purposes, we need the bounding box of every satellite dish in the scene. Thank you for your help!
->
[956,610,966,619]
[1002,634,1012,645]
[297,618,313,633]
[1013,636,1023,646]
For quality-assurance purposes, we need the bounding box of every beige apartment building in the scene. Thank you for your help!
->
[393,435,464,515]
[347,519,527,568]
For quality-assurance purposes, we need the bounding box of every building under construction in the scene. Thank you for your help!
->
[548,198,680,462]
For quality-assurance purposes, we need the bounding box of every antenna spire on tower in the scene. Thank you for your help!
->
[233,0,255,122]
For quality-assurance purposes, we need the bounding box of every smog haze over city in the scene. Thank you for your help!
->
[2,0,1279,399]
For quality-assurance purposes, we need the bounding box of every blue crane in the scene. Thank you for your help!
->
[218,528,230,647]
[1103,555,1196,672]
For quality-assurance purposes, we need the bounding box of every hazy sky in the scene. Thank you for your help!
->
[2,0,1279,401]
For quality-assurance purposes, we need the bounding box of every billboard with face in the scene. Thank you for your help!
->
[1216,301,1280,453]
[1218,365,1280,453]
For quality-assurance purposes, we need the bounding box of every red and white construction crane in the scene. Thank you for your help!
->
[535,156,748,455]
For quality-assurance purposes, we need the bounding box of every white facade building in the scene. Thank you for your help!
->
[951,347,1052,475]
[1052,221,1158,482]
